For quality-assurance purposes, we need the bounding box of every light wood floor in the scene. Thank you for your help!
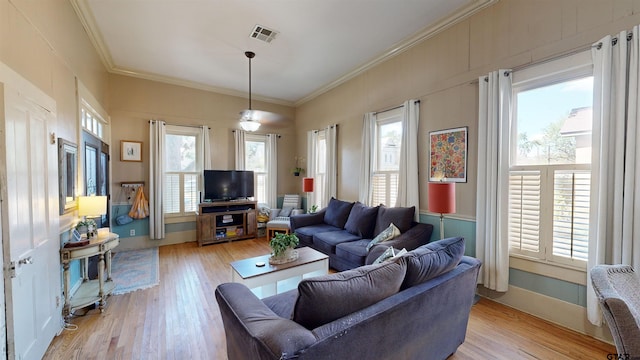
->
[43,239,615,359]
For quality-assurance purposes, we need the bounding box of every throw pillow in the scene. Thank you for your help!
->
[401,236,465,289]
[344,202,379,238]
[292,260,407,329]
[373,205,415,236]
[323,197,355,229]
[372,246,407,264]
[279,206,293,217]
[366,223,400,252]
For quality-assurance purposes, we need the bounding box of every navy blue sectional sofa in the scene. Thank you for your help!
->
[290,198,434,271]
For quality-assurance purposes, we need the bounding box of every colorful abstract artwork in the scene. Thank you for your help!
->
[429,127,467,182]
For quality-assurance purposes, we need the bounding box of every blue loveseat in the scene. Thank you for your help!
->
[290,198,434,271]
[215,237,481,360]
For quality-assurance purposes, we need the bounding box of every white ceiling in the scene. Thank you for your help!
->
[72,0,495,106]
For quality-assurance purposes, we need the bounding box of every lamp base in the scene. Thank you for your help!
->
[439,213,445,239]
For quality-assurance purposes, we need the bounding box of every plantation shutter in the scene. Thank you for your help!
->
[552,170,590,262]
[164,173,180,214]
[184,173,198,213]
[508,171,541,255]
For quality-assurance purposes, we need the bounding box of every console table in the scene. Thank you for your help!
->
[60,232,119,317]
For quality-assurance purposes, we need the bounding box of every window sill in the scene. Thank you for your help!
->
[509,255,586,286]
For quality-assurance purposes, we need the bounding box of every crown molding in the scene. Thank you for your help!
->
[294,0,499,106]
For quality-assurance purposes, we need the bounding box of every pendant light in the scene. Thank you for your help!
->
[239,51,261,132]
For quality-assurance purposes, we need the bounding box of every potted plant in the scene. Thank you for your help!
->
[292,156,305,176]
[309,204,318,214]
[76,218,97,237]
[269,233,300,264]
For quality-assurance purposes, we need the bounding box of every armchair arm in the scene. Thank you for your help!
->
[269,209,281,220]
[290,209,326,232]
[215,283,316,359]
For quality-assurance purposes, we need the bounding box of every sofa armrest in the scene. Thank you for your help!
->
[215,283,316,359]
[290,209,326,232]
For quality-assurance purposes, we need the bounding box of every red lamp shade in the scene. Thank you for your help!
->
[303,177,314,193]
[428,182,456,214]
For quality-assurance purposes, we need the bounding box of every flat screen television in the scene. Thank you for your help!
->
[203,170,255,201]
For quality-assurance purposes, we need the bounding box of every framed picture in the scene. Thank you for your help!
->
[121,140,142,162]
[429,126,468,182]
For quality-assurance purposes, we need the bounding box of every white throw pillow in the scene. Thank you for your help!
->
[366,223,401,252]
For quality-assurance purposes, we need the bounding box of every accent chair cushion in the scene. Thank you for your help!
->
[292,260,407,329]
[401,236,465,289]
[344,202,379,238]
[279,207,293,217]
[373,205,415,236]
[323,198,355,229]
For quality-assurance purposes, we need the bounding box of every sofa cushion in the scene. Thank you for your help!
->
[373,205,415,236]
[313,230,361,255]
[366,223,400,251]
[401,237,465,289]
[344,202,379,238]
[292,260,407,329]
[335,239,371,266]
[324,198,355,229]
[295,223,342,238]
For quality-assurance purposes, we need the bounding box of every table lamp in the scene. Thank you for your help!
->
[427,182,456,239]
[78,195,107,237]
[303,177,314,212]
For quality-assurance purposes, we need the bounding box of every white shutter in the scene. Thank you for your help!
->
[184,173,198,213]
[508,170,541,256]
[164,173,180,214]
[552,170,590,262]
[371,172,398,206]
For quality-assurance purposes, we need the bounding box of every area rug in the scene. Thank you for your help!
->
[111,247,159,295]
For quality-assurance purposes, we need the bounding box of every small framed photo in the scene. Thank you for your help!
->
[121,140,142,162]
[429,126,468,182]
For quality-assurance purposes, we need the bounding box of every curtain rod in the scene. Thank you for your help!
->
[313,124,339,133]
[231,130,281,138]
[148,120,210,129]
[373,100,420,115]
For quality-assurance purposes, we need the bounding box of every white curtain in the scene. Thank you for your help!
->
[234,130,246,170]
[201,125,212,170]
[396,100,420,220]
[266,134,278,208]
[325,124,338,203]
[588,28,640,325]
[476,70,512,292]
[359,112,376,204]
[149,120,166,239]
[307,130,319,208]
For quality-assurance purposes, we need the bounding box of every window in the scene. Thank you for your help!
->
[312,130,327,208]
[164,126,202,216]
[81,100,104,140]
[372,108,402,206]
[245,134,266,203]
[508,52,593,269]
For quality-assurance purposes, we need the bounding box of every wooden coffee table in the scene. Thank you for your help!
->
[230,247,329,298]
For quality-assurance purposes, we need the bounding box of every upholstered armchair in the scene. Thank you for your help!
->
[266,194,303,239]
[590,264,640,359]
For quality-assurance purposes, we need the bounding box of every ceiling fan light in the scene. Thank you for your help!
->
[240,119,260,132]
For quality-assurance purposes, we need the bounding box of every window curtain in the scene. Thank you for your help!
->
[266,134,278,208]
[307,130,319,208]
[476,70,512,292]
[201,125,212,170]
[396,100,420,220]
[234,130,246,170]
[359,112,376,204]
[325,124,338,203]
[588,28,640,326]
[149,120,166,239]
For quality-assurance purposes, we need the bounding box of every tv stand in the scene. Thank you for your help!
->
[196,200,257,246]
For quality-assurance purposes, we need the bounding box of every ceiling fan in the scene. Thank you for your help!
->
[239,51,286,131]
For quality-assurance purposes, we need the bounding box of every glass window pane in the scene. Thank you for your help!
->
[245,141,266,172]
[165,134,197,172]
[377,121,401,171]
[515,77,593,166]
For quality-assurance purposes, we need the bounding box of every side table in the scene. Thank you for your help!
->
[60,232,119,317]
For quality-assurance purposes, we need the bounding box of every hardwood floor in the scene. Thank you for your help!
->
[43,239,615,359]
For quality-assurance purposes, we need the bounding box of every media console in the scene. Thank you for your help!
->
[196,200,257,246]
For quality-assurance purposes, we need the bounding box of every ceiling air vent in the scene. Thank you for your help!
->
[250,25,278,44]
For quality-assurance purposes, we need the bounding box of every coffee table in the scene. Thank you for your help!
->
[230,247,329,298]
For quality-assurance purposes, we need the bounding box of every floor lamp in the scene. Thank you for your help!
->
[303,177,314,212]
[428,182,456,239]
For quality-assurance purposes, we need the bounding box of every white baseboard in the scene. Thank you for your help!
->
[477,284,614,344]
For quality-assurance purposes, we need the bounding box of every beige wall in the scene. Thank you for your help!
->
[108,74,299,199]
[295,0,640,218]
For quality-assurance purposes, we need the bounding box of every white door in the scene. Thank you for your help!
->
[1,69,61,359]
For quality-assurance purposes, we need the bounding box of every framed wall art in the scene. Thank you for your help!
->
[429,126,467,182]
[121,140,143,162]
